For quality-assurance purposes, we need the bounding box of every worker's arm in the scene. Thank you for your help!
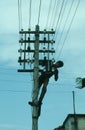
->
[54,69,58,81]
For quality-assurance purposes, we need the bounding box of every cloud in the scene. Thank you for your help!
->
[0,33,18,67]
[0,124,15,129]
[0,1,18,33]
[0,123,28,129]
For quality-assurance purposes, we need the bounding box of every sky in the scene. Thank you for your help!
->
[0,0,85,130]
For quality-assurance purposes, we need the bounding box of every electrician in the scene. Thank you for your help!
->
[29,60,64,117]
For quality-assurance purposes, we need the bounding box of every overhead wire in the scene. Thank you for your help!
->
[18,0,22,31]
[16,0,80,94]
[45,0,52,30]
[0,90,30,93]
[54,0,74,55]
[54,0,68,41]
[56,0,80,59]
[0,89,74,93]
[0,78,32,84]
[37,0,42,25]
[29,0,32,29]
[54,0,65,38]
[51,0,60,29]
[48,0,57,30]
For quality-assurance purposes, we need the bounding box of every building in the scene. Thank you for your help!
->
[54,125,65,130]
[63,114,85,130]
[54,114,85,130]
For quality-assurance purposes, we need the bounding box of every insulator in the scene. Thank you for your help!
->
[51,48,54,55]
[44,37,46,43]
[19,56,21,60]
[21,38,23,41]
[43,47,46,52]
[52,58,55,63]
[51,40,54,44]
[28,28,31,31]
[20,29,24,43]
[43,68,46,72]
[28,37,30,42]
[19,48,22,57]
[30,60,34,64]
[42,56,47,67]
[51,28,54,32]
[27,58,30,63]
[19,56,22,65]
[21,29,24,32]
[20,48,22,52]
[44,56,46,60]
[51,47,54,52]
[27,46,30,51]
[51,29,54,39]
[44,29,46,34]
[20,38,23,44]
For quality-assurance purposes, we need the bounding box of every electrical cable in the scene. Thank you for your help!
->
[45,0,52,30]
[0,89,30,93]
[54,0,68,41]
[0,79,32,84]
[29,0,32,29]
[55,0,65,37]
[54,0,74,56]
[48,0,57,30]
[18,0,20,31]
[56,0,74,42]
[18,0,22,31]
[51,0,60,29]
[37,0,42,25]
[56,0,80,59]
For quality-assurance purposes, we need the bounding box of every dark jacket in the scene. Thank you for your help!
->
[39,69,58,88]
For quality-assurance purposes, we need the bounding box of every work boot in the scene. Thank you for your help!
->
[28,101,39,107]
[28,101,42,106]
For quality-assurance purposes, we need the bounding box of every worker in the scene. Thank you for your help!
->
[29,60,64,117]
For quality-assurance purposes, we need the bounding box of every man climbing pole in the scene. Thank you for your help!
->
[29,60,64,117]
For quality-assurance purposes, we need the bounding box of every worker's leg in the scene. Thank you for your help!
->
[38,78,49,117]
[39,78,49,104]
[28,75,44,107]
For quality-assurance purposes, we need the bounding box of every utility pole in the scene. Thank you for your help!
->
[18,25,55,130]
[72,91,77,130]
[32,25,39,130]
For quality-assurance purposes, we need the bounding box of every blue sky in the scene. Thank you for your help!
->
[0,0,85,130]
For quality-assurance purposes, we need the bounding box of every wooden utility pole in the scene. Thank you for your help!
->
[32,25,39,130]
[18,25,55,130]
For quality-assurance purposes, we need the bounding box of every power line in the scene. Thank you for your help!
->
[54,0,68,41]
[37,0,42,25]
[29,0,32,29]
[0,78,32,83]
[0,89,30,93]
[51,0,60,29]
[55,0,65,36]
[0,89,80,94]
[56,0,80,59]
[18,0,22,31]
[48,0,57,29]
[55,0,74,53]
[45,0,52,30]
